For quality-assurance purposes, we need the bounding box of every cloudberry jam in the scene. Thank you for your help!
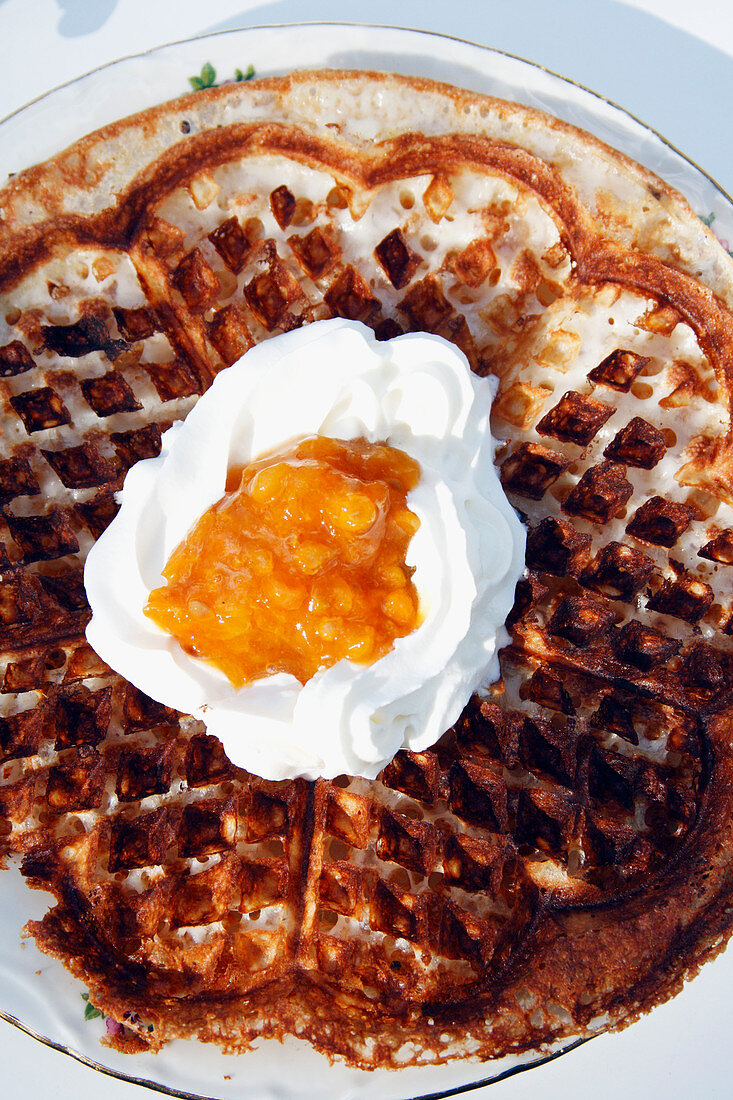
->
[145,436,421,686]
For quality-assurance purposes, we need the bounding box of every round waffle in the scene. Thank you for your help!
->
[0,70,732,1069]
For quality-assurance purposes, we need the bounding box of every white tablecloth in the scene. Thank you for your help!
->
[1,2,731,1097]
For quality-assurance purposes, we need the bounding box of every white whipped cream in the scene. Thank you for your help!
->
[84,319,526,780]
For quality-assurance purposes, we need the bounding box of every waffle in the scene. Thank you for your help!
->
[1,70,733,1069]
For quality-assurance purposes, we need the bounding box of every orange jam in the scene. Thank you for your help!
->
[144,436,422,687]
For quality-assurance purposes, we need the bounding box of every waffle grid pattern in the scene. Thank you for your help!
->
[0,87,732,1066]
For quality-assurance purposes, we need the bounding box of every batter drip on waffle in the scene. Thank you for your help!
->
[0,70,732,1068]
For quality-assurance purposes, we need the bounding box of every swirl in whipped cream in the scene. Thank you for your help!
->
[84,319,526,780]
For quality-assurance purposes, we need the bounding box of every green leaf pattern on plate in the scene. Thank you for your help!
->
[188,62,255,91]
[81,991,104,1021]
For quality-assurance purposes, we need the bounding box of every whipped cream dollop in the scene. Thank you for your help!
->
[85,319,526,780]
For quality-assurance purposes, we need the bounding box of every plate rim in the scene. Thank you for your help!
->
[0,1007,592,1100]
[1,19,732,210]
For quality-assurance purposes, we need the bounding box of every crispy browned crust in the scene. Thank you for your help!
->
[1,70,733,1069]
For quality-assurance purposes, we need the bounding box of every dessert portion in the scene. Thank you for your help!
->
[85,320,524,779]
[0,70,731,1070]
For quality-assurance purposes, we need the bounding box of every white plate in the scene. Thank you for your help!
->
[1,22,732,1100]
